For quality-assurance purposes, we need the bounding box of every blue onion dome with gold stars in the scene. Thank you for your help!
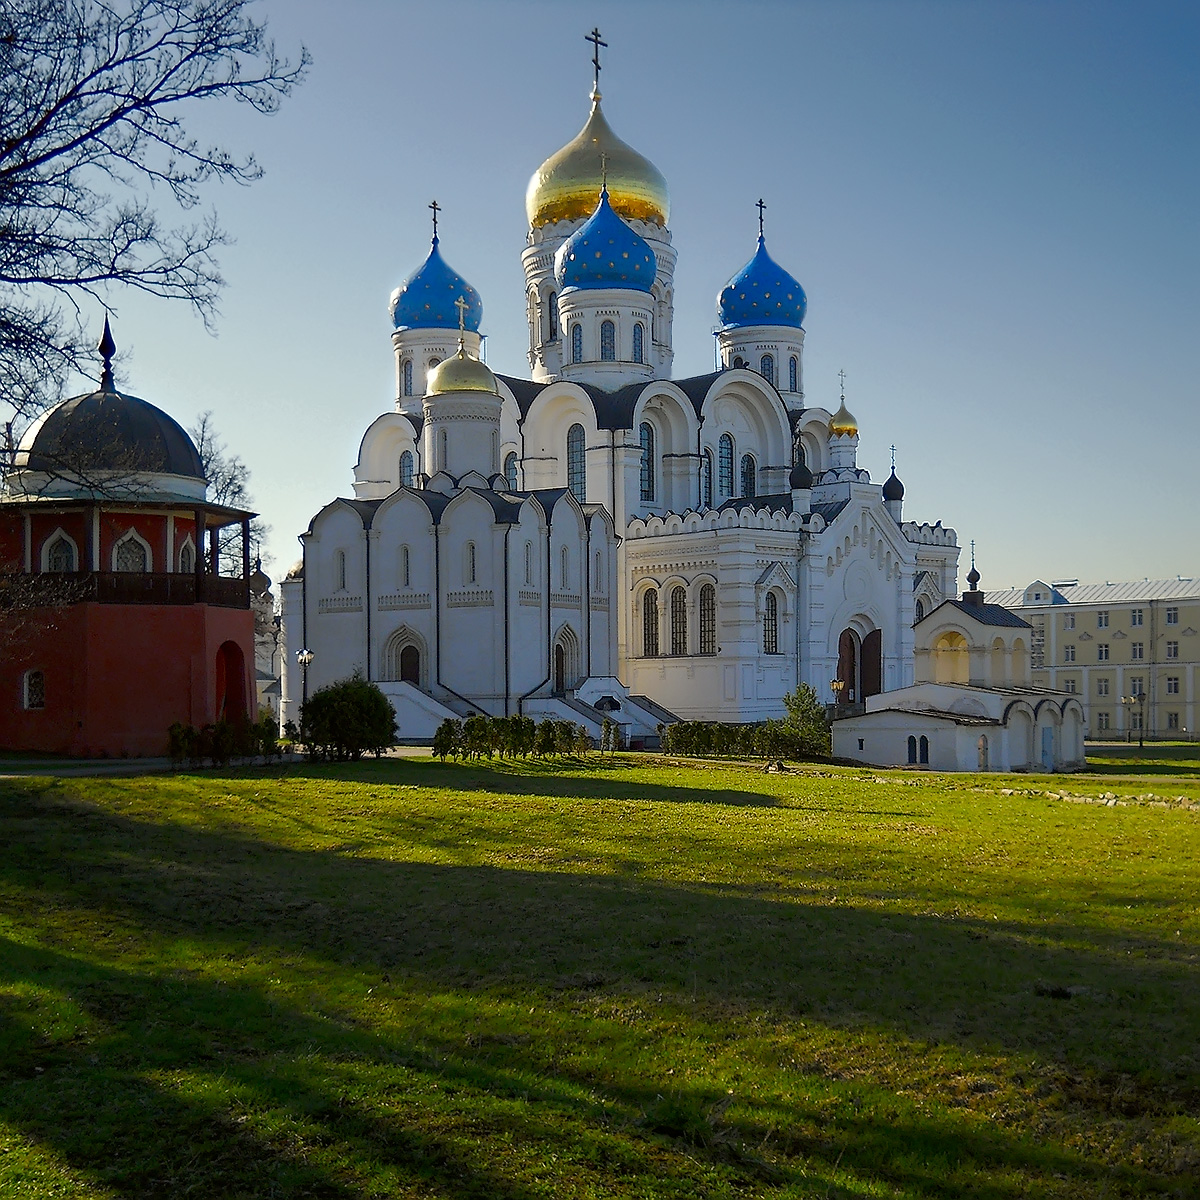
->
[554,188,657,293]
[718,235,807,330]
[389,237,483,332]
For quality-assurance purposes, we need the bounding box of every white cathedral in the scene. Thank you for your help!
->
[279,59,963,744]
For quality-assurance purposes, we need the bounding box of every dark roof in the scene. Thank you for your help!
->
[718,492,795,515]
[939,598,1033,629]
[16,387,205,480]
[811,499,850,524]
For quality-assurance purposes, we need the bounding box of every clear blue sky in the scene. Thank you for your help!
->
[103,0,1199,590]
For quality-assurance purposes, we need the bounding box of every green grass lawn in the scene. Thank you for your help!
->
[1,755,1197,1198]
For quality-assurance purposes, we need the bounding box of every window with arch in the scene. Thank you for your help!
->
[763,592,779,654]
[718,434,734,497]
[400,545,411,588]
[428,357,441,370]
[399,450,414,487]
[465,541,476,585]
[670,586,688,656]
[567,423,586,501]
[907,735,918,764]
[639,421,655,502]
[919,735,930,765]
[642,588,659,656]
[524,540,533,586]
[504,451,518,490]
[741,453,757,498]
[572,324,583,363]
[702,448,714,509]
[438,429,447,471]
[179,540,195,574]
[789,355,798,393]
[792,429,806,468]
[23,669,45,710]
[548,291,558,340]
[760,354,774,386]
[733,355,746,369]
[335,549,347,592]
[600,319,616,361]
[45,533,76,572]
[632,322,644,363]
[914,599,925,623]
[699,584,716,654]
[593,551,603,592]
[560,545,570,589]
[403,359,413,397]
[113,532,149,573]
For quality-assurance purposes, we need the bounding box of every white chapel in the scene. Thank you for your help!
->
[279,47,963,742]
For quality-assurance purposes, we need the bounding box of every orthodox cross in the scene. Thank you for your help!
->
[837,368,847,396]
[970,539,977,570]
[756,198,766,238]
[600,150,609,190]
[454,294,468,335]
[587,27,607,90]
[890,443,897,472]
[428,199,440,239]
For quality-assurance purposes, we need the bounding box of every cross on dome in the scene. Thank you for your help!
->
[587,27,607,93]
[756,198,766,239]
[837,368,847,397]
[428,199,440,241]
[454,294,469,334]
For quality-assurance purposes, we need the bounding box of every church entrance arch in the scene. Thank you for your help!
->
[552,625,581,695]
[400,645,420,685]
[215,641,248,725]
[382,627,427,689]
[837,625,881,702]
[836,629,858,703]
[861,629,882,699]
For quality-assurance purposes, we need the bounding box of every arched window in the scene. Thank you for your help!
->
[792,430,806,468]
[593,551,603,592]
[403,359,413,397]
[914,599,925,623]
[632,322,644,363]
[428,357,441,370]
[504,451,518,491]
[919,735,930,765]
[560,545,570,589]
[763,592,779,654]
[45,534,76,572]
[400,545,410,588]
[335,549,347,592]
[179,540,195,574]
[639,421,655,502]
[567,423,586,501]
[789,356,798,393]
[399,450,414,487]
[548,291,558,340]
[760,354,774,386]
[524,541,533,586]
[465,541,476,584]
[670,586,687,655]
[699,584,716,654]
[907,735,918,764]
[600,319,616,361]
[572,324,583,363]
[642,588,659,656]
[23,669,45,710]
[718,434,734,498]
[741,453,757,498]
[702,449,714,509]
[733,355,745,369]
[438,429,447,471]
[113,532,149,573]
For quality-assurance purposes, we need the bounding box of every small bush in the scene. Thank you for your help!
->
[302,674,397,761]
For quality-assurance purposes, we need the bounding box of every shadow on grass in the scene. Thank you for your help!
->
[1,781,1196,1197]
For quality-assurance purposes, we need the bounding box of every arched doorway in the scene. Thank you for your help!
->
[861,629,882,698]
[554,643,566,694]
[552,625,581,695]
[977,734,989,771]
[382,627,426,688]
[837,629,858,703]
[400,645,420,685]
[215,640,248,725]
[931,631,969,684]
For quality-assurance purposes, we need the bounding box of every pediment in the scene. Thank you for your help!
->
[756,561,796,591]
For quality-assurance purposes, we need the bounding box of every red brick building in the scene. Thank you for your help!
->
[0,323,256,756]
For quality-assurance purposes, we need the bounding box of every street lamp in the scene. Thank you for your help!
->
[830,678,846,705]
[296,648,314,740]
[1121,691,1146,749]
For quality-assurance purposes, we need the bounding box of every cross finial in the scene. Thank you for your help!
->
[587,27,607,91]
[890,443,897,473]
[600,150,609,193]
[428,199,440,241]
[971,539,976,570]
[756,198,766,239]
[837,368,847,398]
[454,294,468,335]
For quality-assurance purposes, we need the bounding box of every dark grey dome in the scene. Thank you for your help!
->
[882,470,905,501]
[15,388,205,481]
[789,461,813,489]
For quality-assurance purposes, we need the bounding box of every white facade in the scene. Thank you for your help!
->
[281,72,965,740]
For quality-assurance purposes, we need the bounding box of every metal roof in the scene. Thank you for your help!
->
[987,578,1200,607]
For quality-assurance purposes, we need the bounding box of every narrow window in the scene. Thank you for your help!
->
[643,588,659,656]
[403,359,413,397]
[632,322,644,364]
[741,453,756,498]
[760,354,774,386]
[336,549,347,592]
[733,355,745,369]
[46,535,75,572]
[179,541,195,574]
[699,584,716,654]
[600,319,616,361]
[114,534,148,573]
[560,545,569,589]
[524,541,533,586]
[399,450,414,487]
[438,428,447,471]
[401,545,410,588]
[919,735,930,765]
[639,421,655,502]
[718,434,734,498]
[914,599,925,623]
[702,449,714,509]
[504,451,518,491]
[466,541,476,585]
[572,324,583,363]
[548,291,558,340]
[23,669,45,710]
[907,735,917,764]
[789,355,798,393]
[429,357,441,370]
[763,592,778,654]
[671,585,687,655]
[593,551,603,592]
[567,423,586,501]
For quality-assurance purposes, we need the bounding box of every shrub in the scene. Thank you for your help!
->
[432,718,462,761]
[302,674,398,761]
[781,683,832,758]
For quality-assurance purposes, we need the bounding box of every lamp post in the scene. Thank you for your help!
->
[1121,691,1146,749]
[296,648,314,741]
[830,678,845,705]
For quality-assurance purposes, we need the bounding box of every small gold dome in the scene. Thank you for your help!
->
[526,91,669,229]
[426,343,499,397]
[829,399,858,438]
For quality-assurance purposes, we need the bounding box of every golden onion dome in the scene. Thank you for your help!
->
[526,90,669,229]
[829,398,859,438]
[426,342,499,397]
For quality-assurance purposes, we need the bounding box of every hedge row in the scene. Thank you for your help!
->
[432,714,622,761]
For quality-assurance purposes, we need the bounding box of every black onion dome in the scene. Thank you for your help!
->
[789,461,814,489]
[15,389,205,481]
[882,470,904,501]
